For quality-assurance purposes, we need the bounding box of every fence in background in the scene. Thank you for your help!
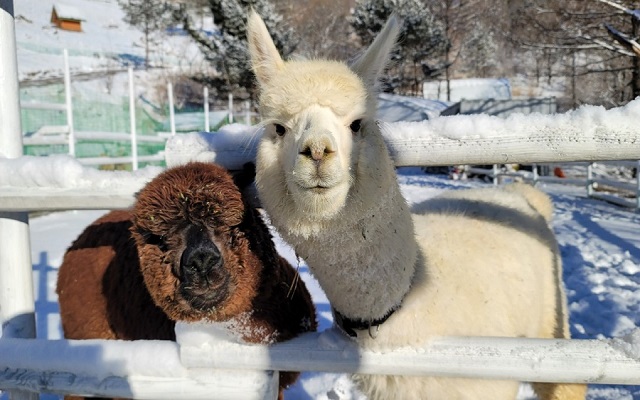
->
[20,49,257,170]
[465,161,640,209]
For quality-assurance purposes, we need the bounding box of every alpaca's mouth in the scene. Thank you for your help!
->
[180,273,231,311]
[290,163,344,192]
[297,178,339,190]
[182,288,229,311]
[293,182,333,193]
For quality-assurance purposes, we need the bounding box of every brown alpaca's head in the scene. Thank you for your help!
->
[130,162,265,322]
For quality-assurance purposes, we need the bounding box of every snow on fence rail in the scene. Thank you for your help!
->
[165,99,640,169]
[164,99,640,208]
[1,99,640,398]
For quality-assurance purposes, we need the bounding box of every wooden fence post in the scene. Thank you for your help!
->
[168,81,176,136]
[636,160,640,209]
[128,67,138,171]
[63,49,75,157]
[204,87,210,132]
[0,2,38,399]
[587,163,594,198]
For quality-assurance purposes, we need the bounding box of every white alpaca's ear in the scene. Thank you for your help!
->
[351,14,401,87]
[247,11,285,86]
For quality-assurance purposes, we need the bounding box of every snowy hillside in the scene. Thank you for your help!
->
[14,0,208,83]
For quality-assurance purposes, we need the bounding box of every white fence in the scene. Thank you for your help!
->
[20,50,257,170]
[20,51,166,170]
[2,104,640,398]
[3,3,640,398]
[466,161,640,209]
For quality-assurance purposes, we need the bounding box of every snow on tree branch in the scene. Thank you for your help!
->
[605,23,640,57]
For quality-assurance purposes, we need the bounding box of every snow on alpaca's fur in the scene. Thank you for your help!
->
[247,11,587,400]
[56,162,317,399]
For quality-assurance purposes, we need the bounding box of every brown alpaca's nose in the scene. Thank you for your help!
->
[180,225,222,279]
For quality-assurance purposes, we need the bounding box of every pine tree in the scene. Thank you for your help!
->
[119,0,173,68]
[173,0,295,98]
[462,22,499,78]
[351,0,447,95]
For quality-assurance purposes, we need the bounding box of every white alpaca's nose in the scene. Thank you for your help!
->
[299,130,336,163]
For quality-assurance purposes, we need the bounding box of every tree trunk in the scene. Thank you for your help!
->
[571,51,577,108]
[145,30,150,70]
[632,18,639,99]
[144,19,150,70]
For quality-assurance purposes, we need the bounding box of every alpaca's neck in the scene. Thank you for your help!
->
[280,138,418,322]
[295,183,417,322]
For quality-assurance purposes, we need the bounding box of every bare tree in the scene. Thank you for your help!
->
[427,0,512,101]
[509,0,639,109]
[274,0,356,60]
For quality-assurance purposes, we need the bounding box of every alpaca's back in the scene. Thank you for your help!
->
[411,184,562,339]
[57,210,175,341]
[354,184,580,399]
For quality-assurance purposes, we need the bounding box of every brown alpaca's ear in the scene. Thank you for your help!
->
[350,14,401,88]
[247,10,284,87]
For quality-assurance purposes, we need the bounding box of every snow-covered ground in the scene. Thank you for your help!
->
[16,168,640,400]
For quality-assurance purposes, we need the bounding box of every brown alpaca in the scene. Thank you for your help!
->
[57,162,317,399]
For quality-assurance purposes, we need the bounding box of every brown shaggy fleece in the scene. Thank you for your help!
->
[57,162,317,399]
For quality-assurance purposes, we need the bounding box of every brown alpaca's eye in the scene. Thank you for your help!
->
[350,119,362,133]
[274,123,286,136]
[140,230,167,252]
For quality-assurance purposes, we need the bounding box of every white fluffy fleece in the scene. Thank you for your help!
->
[247,11,586,400]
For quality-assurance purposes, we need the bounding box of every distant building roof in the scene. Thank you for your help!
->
[441,98,557,118]
[377,93,451,122]
[52,3,85,22]
[423,78,511,102]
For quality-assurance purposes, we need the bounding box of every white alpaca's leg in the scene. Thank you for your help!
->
[533,254,587,400]
[532,305,587,400]
[355,374,520,400]
[532,382,587,400]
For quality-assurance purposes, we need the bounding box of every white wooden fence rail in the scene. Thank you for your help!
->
[163,99,640,169]
[0,331,639,398]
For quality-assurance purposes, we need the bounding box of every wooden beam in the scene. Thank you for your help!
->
[0,189,135,211]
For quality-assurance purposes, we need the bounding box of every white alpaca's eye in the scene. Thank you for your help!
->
[274,123,286,136]
[350,119,362,133]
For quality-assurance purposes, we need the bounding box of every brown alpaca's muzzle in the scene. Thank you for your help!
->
[179,224,231,311]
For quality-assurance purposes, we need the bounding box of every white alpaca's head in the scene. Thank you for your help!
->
[248,12,400,234]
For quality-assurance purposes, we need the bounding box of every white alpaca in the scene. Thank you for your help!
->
[247,11,587,400]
